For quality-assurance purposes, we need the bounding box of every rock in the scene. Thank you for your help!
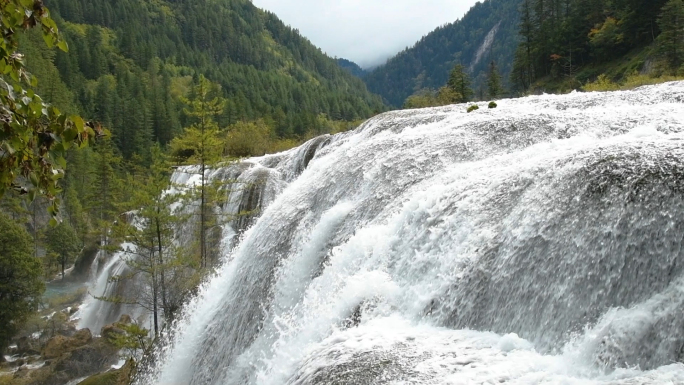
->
[16,336,41,355]
[70,306,79,315]
[57,322,78,338]
[77,369,120,385]
[72,329,93,345]
[42,329,92,359]
[21,336,118,385]
[42,335,70,359]
[71,242,100,279]
[117,314,132,325]
[100,325,124,340]
[77,358,135,385]
[52,338,118,379]
[19,366,69,385]
[11,358,26,367]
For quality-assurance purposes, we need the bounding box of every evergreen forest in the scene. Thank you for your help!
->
[510,0,684,92]
[364,0,522,107]
[36,0,386,161]
[1,0,684,382]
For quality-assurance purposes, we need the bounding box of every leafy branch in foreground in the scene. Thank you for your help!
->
[0,0,106,219]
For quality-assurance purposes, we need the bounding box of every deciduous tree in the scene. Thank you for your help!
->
[0,0,102,218]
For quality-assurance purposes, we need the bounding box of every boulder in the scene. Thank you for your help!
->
[77,358,135,385]
[56,322,78,338]
[16,336,41,355]
[72,329,93,346]
[42,335,71,359]
[71,242,100,280]
[100,324,124,340]
[42,329,92,359]
[52,338,118,379]
[22,337,118,385]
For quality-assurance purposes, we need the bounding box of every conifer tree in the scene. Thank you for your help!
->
[170,76,226,269]
[487,61,504,99]
[45,221,80,279]
[447,64,474,103]
[657,0,684,72]
[86,138,124,257]
[0,212,44,358]
[109,145,185,336]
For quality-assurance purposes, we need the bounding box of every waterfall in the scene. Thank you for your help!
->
[141,83,684,384]
[470,20,501,72]
[76,137,331,334]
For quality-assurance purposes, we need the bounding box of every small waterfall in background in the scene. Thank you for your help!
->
[123,82,684,384]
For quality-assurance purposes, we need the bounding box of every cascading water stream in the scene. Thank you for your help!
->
[142,83,684,384]
[76,138,331,335]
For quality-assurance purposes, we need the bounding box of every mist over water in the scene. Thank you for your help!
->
[141,83,684,384]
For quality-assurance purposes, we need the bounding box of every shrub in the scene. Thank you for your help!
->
[224,120,273,157]
[467,105,480,113]
[583,74,620,92]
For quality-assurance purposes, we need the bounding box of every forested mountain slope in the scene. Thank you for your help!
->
[337,58,368,78]
[34,0,384,159]
[364,0,521,107]
[510,0,680,93]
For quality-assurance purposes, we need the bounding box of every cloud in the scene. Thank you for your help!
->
[251,0,479,69]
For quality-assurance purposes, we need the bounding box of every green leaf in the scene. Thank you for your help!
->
[71,116,85,133]
[57,40,69,52]
[29,172,38,186]
[42,32,55,49]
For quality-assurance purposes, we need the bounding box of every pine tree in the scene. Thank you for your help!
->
[447,64,474,103]
[657,0,684,72]
[110,145,184,336]
[86,139,124,258]
[0,212,44,358]
[487,61,504,99]
[170,76,226,269]
[45,222,81,279]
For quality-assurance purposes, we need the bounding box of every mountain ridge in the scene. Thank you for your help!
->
[37,0,386,158]
[363,0,521,106]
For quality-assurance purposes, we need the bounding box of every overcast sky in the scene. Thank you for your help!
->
[250,0,480,69]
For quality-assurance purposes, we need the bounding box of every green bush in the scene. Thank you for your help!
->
[583,74,620,91]
[467,105,480,113]
[488,102,498,109]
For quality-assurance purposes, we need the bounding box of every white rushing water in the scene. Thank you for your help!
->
[141,83,684,384]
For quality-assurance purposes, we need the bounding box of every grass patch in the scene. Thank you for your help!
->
[583,71,684,92]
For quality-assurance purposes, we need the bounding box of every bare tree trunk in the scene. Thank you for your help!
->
[155,215,168,320]
[151,250,159,337]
